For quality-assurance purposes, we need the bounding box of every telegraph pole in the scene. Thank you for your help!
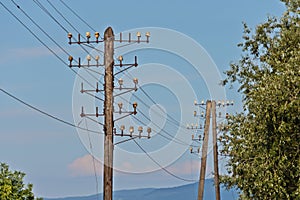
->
[212,100,220,200]
[103,27,114,200]
[67,27,151,200]
[198,100,211,200]
[189,99,234,200]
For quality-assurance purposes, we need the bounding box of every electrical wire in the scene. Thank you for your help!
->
[77,70,195,147]
[82,43,105,54]
[132,110,201,147]
[32,0,103,62]
[0,1,67,66]
[78,68,200,179]
[3,3,105,195]
[5,0,105,130]
[112,75,194,146]
[80,69,194,146]
[123,71,182,127]
[124,71,189,130]
[42,0,104,55]
[115,65,212,147]
[133,140,197,182]
[29,0,105,90]
[2,1,201,185]
[131,114,187,146]
[31,0,102,60]
[10,0,70,57]
[84,118,100,200]
[131,93,191,132]
[5,0,191,146]
[100,82,194,146]
[0,2,103,133]
[113,71,193,147]
[3,0,97,90]
[58,0,98,35]
[0,88,102,135]
[85,92,105,102]
[80,61,193,146]
[31,0,190,143]
[32,0,68,33]
[45,0,81,35]
[73,60,191,146]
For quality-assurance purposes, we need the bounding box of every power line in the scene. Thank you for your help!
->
[81,68,193,146]
[84,118,101,200]
[131,115,185,145]
[0,1,68,66]
[58,0,98,34]
[80,64,192,146]
[2,0,98,90]
[45,0,81,35]
[32,0,68,33]
[83,73,193,146]
[123,71,189,130]
[31,0,189,145]
[31,0,102,60]
[83,84,197,147]
[0,88,102,135]
[139,86,181,125]
[113,72,194,146]
[18,1,104,191]
[124,68,185,128]
[18,0,105,94]
[31,1,190,141]
[131,112,198,147]
[0,1,102,131]
[133,140,197,182]
[1,2,191,197]
[4,1,104,132]
[37,0,104,55]
[3,0,198,189]
[5,0,189,141]
[73,59,190,146]
[131,94,193,145]
[10,0,70,57]
[1,80,197,196]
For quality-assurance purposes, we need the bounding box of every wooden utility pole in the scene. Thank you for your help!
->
[212,101,220,200]
[191,99,233,200]
[103,27,114,200]
[198,100,211,200]
[67,26,151,200]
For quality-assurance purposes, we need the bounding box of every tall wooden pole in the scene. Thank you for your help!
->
[103,27,114,200]
[212,101,220,200]
[198,100,211,200]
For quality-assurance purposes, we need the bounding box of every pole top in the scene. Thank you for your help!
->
[104,27,114,40]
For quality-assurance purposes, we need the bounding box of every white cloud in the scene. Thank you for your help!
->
[68,154,103,177]
[68,154,136,177]
[68,154,216,180]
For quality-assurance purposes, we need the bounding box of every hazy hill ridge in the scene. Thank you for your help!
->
[44,179,238,200]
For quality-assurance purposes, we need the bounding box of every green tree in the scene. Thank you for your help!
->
[0,163,43,200]
[220,0,300,199]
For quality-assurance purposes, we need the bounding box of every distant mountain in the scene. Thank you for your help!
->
[44,179,238,200]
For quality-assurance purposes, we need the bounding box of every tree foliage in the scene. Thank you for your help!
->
[0,163,42,200]
[220,0,300,199]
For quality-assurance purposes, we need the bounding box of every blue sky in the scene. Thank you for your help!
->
[0,0,285,198]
